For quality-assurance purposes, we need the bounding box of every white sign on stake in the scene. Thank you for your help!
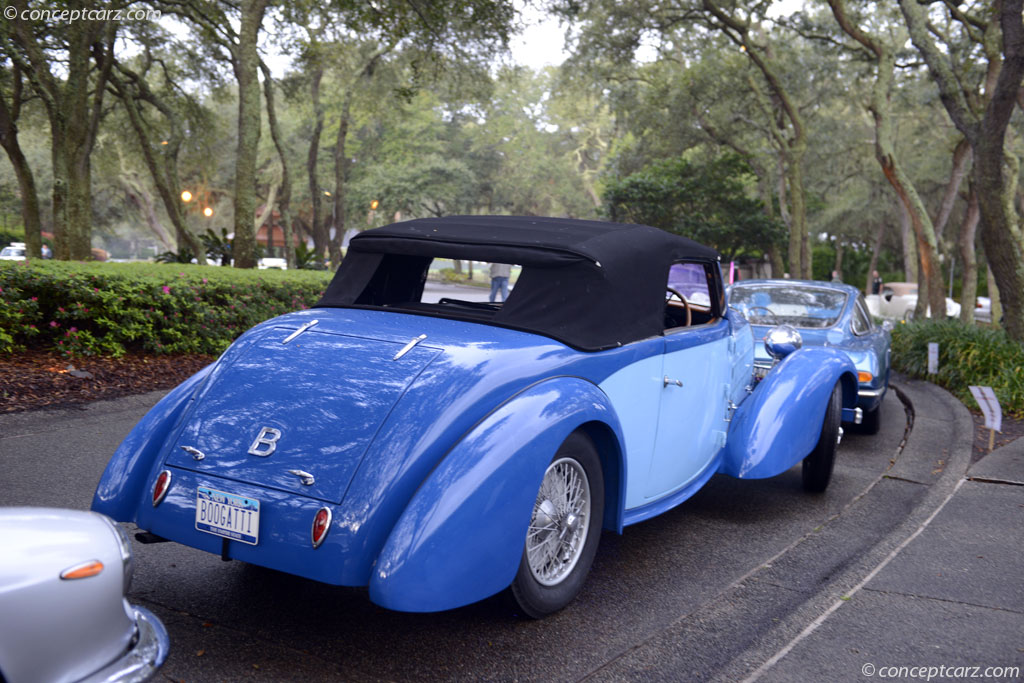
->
[927,342,939,374]
[969,385,1002,433]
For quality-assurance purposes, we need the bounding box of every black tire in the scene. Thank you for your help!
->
[802,382,842,493]
[510,431,604,619]
[860,401,881,435]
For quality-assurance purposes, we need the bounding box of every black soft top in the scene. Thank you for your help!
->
[316,215,721,351]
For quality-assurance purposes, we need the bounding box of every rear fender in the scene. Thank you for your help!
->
[369,377,624,612]
[91,365,213,521]
[721,348,856,480]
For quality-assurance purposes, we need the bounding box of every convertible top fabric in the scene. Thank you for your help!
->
[315,216,721,350]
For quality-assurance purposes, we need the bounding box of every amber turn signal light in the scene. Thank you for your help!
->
[857,371,873,383]
[60,560,104,580]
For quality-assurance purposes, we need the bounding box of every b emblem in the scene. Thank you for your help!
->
[248,427,282,456]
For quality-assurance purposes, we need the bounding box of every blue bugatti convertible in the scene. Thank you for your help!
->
[92,217,859,617]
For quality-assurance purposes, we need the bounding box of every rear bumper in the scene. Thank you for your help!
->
[85,606,169,683]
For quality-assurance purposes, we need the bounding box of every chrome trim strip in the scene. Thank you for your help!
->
[180,445,205,461]
[858,387,885,398]
[286,469,315,486]
[393,334,427,360]
[282,319,319,344]
[87,606,170,683]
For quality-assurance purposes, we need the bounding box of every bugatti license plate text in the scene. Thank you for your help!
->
[195,486,260,545]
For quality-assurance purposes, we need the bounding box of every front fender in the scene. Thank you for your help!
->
[91,365,213,521]
[721,348,856,480]
[369,377,624,613]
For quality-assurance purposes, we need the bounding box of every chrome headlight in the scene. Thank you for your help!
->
[764,325,803,361]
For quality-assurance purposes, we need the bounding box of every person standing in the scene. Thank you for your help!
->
[489,262,511,302]
[871,270,883,294]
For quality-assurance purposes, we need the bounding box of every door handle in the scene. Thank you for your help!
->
[663,376,683,388]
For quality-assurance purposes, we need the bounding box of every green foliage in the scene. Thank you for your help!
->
[294,243,327,270]
[891,319,1024,418]
[603,154,786,260]
[0,261,331,357]
[155,247,196,264]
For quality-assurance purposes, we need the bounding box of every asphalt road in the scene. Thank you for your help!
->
[0,385,917,682]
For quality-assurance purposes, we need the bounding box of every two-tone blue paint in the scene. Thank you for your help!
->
[92,303,858,612]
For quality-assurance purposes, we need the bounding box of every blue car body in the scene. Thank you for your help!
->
[92,217,857,614]
[727,279,891,419]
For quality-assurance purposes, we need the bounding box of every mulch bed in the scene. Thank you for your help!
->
[0,350,217,413]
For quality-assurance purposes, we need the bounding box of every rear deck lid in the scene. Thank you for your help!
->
[165,327,439,503]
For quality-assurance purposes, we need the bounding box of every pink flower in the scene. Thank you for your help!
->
[49,321,59,328]
[202,278,208,284]
[70,327,77,333]
[162,286,171,294]
[58,307,65,313]
[31,296,37,301]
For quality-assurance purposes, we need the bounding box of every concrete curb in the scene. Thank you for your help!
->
[707,376,975,682]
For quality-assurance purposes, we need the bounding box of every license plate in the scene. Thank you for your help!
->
[195,487,260,545]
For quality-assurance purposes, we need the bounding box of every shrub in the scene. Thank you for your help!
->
[891,319,1024,418]
[0,261,331,357]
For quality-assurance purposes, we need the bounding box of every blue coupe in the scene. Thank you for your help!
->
[92,217,860,617]
[728,279,891,433]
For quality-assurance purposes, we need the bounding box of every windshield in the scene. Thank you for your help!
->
[1,247,24,257]
[730,284,848,328]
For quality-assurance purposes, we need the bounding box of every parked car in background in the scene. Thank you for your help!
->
[975,296,991,323]
[728,280,891,434]
[864,281,960,321]
[257,257,288,270]
[0,508,169,683]
[92,216,859,618]
[0,242,26,261]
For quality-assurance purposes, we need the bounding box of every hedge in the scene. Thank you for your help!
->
[0,261,331,357]
[890,319,1024,418]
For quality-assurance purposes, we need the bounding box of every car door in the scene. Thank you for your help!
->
[643,262,731,501]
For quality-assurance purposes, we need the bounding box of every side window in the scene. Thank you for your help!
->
[852,297,872,335]
[665,261,717,329]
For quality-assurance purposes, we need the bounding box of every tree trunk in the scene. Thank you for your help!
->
[0,112,42,258]
[307,63,327,265]
[899,0,1024,340]
[833,239,844,279]
[934,139,971,240]
[119,173,174,250]
[866,221,885,294]
[261,62,295,269]
[900,200,917,283]
[0,67,43,258]
[230,0,268,269]
[330,95,352,269]
[959,184,980,324]
[112,68,206,264]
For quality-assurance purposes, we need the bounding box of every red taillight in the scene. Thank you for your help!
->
[311,507,332,549]
[152,470,171,507]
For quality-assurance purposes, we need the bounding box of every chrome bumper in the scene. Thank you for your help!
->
[84,606,170,683]
[858,386,885,398]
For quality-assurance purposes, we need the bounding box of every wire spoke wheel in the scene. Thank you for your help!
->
[511,431,603,619]
[526,457,591,586]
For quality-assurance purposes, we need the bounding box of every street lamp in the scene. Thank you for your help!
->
[181,190,193,203]
[203,207,213,218]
